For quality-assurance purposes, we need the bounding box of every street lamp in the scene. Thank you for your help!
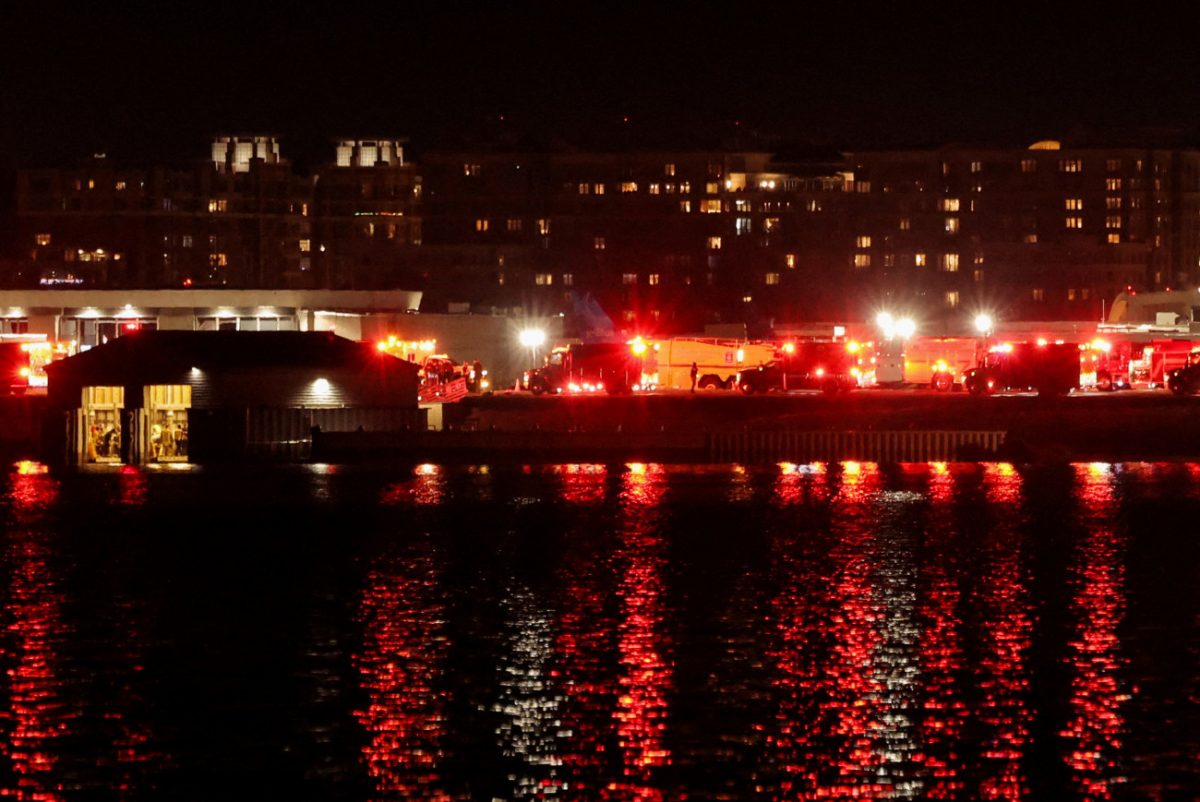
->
[518,327,546,370]
[973,313,994,336]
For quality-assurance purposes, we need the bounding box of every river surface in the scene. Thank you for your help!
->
[0,461,1197,800]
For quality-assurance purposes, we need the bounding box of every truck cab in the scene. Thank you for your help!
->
[963,341,1079,396]
[526,343,643,395]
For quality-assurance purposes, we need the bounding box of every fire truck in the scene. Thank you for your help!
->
[963,341,1080,396]
[1127,339,1196,389]
[524,342,644,395]
[902,337,982,391]
[734,340,856,394]
[644,337,778,390]
[1078,339,1132,391]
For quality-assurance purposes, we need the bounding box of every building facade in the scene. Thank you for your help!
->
[11,135,1200,334]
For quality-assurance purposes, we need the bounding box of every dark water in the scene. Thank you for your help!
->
[0,460,1198,801]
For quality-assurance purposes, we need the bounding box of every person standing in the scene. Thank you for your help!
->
[690,362,699,393]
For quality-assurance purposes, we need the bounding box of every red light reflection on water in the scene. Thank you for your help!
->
[976,463,1033,801]
[774,462,829,506]
[353,553,449,800]
[771,462,899,800]
[557,464,607,505]
[1059,464,1129,800]
[117,466,147,507]
[916,462,968,799]
[610,463,671,799]
[1,471,72,802]
[379,464,446,506]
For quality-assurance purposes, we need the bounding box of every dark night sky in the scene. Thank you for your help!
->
[3,2,1199,168]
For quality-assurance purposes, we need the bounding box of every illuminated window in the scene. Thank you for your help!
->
[945,291,960,307]
[1066,217,1083,229]
[945,217,959,233]
[974,268,985,283]
[182,235,193,248]
[942,253,959,272]
[1106,178,1122,191]
[856,181,871,193]
[497,273,505,286]
[463,164,481,176]
[593,183,605,195]
[648,273,660,286]
[578,183,589,195]
[620,181,638,193]
[736,217,752,234]
[785,253,796,269]
[806,200,821,212]
[649,183,661,194]
[506,218,522,232]
[1032,288,1045,301]
[941,198,960,212]
[665,163,676,176]
[742,295,753,304]
[1024,234,1038,243]
[562,273,573,286]
[707,236,722,250]
[1065,198,1083,210]
[680,181,691,193]
[705,182,720,195]
[1060,159,1082,173]
[622,273,637,285]
[1106,197,1122,209]
[299,239,311,252]
[1108,232,1121,244]
[899,217,911,230]
[763,217,780,233]
[1106,215,1122,229]
[115,181,126,191]
[700,199,722,213]
[1068,288,1077,301]
[475,218,489,232]
[856,235,871,248]
[680,200,692,213]
[854,254,871,268]
[35,233,50,246]
[765,272,780,285]
[535,273,553,286]
[883,254,895,267]
[1021,159,1037,173]
[210,253,228,267]
[970,161,982,173]
[208,199,227,213]
[537,218,550,235]
[974,252,985,264]
[915,253,927,267]
[594,236,606,250]
[87,179,95,189]
[1106,159,1121,171]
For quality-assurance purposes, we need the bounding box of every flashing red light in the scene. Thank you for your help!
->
[125,322,138,331]
[182,278,193,287]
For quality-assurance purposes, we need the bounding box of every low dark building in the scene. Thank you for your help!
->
[45,330,422,464]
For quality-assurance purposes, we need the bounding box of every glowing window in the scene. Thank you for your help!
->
[854,254,871,268]
[856,235,871,248]
[765,272,780,285]
[915,253,927,267]
[1106,216,1122,229]
[1065,198,1083,210]
[1066,217,1083,229]
[648,273,660,286]
[35,233,50,246]
[622,273,637,285]
[942,253,959,272]
[1021,159,1037,173]
[707,236,721,250]
[945,291,960,307]
[475,218,489,232]
[1106,178,1122,191]
[940,198,961,212]
[1060,160,1082,173]
[535,273,553,286]
[594,237,606,250]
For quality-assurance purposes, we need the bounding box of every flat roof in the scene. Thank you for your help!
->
[0,289,421,314]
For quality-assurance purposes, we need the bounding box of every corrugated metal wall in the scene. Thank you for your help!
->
[707,430,1006,462]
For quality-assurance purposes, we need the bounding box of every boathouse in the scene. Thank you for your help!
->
[45,330,422,464]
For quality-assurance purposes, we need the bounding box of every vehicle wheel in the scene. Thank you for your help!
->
[1096,371,1113,392]
[739,381,755,395]
[698,375,724,391]
[931,373,953,393]
[530,382,546,396]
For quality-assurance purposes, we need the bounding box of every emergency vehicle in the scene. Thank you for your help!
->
[524,342,644,395]
[1166,349,1200,395]
[902,337,982,391]
[735,340,856,394]
[963,341,1079,396]
[645,337,778,390]
[1127,339,1196,389]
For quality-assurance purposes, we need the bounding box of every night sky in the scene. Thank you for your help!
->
[4,3,1200,168]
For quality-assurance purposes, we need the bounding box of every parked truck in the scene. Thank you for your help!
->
[525,342,644,395]
[646,337,778,390]
[963,341,1080,396]
[734,340,856,394]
